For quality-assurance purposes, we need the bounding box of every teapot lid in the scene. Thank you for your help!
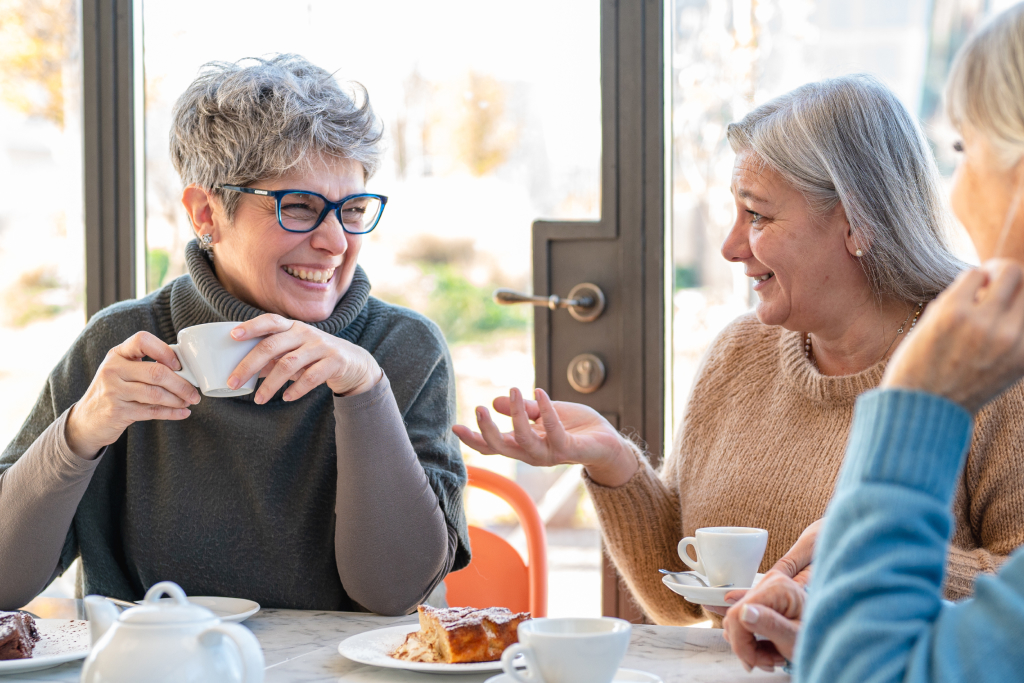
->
[119,581,216,624]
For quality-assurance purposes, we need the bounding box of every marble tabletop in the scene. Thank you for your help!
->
[4,599,789,682]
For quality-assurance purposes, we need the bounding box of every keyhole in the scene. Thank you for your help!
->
[567,353,605,394]
[579,360,593,385]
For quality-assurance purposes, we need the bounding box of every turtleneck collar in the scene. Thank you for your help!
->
[164,240,371,342]
[778,327,886,405]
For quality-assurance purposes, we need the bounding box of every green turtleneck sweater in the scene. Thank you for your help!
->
[0,241,469,615]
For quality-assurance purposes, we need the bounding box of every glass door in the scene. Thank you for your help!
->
[140,0,603,617]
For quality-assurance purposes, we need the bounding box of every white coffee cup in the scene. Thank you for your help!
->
[500,617,631,683]
[169,322,261,398]
[677,526,768,588]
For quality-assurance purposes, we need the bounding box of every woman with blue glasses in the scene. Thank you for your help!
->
[0,54,469,615]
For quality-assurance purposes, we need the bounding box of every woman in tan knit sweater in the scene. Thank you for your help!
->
[454,75,1024,626]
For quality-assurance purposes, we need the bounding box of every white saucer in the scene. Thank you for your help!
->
[485,668,662,683]
[0,619,90,674]
[138,596,260,623]
[662,572,765,607]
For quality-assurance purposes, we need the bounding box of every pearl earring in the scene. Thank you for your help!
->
[855,249,863,257]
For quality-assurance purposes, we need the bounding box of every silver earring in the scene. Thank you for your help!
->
[201,234,213,247]
[855,249,863,257]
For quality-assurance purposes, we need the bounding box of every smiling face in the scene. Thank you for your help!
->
[950,124,1024,262]
[721,151,871,334]
[196,157,368,323]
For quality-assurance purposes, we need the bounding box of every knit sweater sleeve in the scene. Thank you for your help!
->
[797,389,1024,683]
[584,450,703,624]
[942,381,1024,599]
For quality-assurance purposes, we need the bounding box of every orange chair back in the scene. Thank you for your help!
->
[446,465,548,617]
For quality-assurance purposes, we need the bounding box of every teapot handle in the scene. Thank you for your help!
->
[200,624,265,683]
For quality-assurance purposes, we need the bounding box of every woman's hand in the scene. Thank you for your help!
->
[452,387,639,487]
[65,332,201,460]
[228,314,381,404]
[722,571,805,672]
[883,259,1024,413]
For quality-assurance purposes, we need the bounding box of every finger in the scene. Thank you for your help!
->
[737,603,799,660]
[723,611,761,671]
[118,356,201,405]
[942,267,989,306]
[229,330,304,390]
[229,313,294,341]
[282,358,334,402]
[124,402,192,422]
[256,346,321,404]
[508,388,545,455]
[493,394,541,420]
[978,259,1024,311]
[120,379,195,409]
[476,406,525,457]
[704,605,729,617]
[723,588,749,605]
[452,425,499,455]
[117,331,182,370]
[535,389,569,450]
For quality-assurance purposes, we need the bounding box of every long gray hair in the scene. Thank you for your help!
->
[727,75,966,303]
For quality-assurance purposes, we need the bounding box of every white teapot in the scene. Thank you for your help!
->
[82,581,264,683]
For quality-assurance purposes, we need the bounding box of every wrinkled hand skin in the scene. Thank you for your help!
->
[452,387,640,488]
[883,259,1024,414]
[722,571,805,673]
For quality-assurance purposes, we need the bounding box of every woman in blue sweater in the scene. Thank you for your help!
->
[722,4,1024,680]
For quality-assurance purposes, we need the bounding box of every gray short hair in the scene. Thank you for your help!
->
[169,54,384,219]
[727,75,966,303]
[946,3,1024,166]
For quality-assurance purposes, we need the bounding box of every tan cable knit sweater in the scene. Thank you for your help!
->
[585,313,1024,625]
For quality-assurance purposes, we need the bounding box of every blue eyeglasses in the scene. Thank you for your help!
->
[219,185,388,234]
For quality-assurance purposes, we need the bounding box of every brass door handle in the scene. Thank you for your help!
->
[493,283,606,322]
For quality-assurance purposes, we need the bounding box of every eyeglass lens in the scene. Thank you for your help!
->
[279,193,383,233]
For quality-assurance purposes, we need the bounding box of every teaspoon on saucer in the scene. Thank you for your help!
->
[658,569,734,589]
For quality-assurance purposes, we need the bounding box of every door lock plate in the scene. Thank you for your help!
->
[567,353,606,394]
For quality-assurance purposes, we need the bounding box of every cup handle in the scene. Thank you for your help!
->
[501,643,537,683]
[678,537,705,575]
[169,344,198,387]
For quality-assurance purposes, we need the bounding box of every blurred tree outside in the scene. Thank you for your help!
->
[0,0,75,128]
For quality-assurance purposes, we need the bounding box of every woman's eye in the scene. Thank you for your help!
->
[746,210,764,225]
[953,140,964,153]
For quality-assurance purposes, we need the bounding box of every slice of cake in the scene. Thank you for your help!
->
[391,605,531,664]
[0,612,40,660]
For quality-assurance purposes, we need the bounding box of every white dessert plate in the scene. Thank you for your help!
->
[485,669,662,683]
[662,572,766,607]
[138,596,260,623]
[0,618,90,675]
[338,623,521,674]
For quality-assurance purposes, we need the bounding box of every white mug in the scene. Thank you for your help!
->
[677,526,768,588]
[500,618,631,683]
[169,322,261,398]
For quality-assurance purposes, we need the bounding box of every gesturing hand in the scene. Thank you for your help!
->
[452,387,639,487]
[66,332,201,460]
[228,314,381,404]
[883,259,1024,413]
[722,572,805,672]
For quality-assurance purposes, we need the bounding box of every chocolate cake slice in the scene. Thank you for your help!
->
[0,612,41,660]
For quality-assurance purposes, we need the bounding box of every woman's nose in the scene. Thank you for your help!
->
[309,211,349,255]
[721,215,753,262]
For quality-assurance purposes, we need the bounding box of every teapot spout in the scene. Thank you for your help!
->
[84,596,119,647]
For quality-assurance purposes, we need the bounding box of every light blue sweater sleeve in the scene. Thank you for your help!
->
[796,389,1024,683]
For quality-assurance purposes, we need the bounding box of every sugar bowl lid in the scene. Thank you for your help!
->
[119,581,216,624]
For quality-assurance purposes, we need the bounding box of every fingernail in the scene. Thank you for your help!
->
[511,388,520,401]
[476,407,485,420]
[759,665,774,672]
[231,328,244,339]
[742,661,752,673]
[254,393,264,405]
[725,597,738,605]
[740,604,759,624]
[227,376,238,389]
[191,391,201,404]
[180,409,191,418]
